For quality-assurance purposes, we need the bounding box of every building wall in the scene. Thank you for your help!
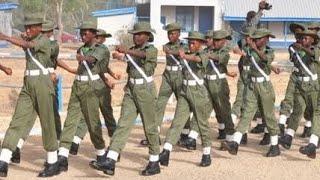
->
[268,22,284,40]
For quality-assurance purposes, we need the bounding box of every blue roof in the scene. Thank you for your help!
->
[0,2,18,10]
[223,0,320,22]
[92,7,136,17]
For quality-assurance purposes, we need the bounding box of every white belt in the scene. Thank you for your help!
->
[47,67,55,73]
[183,79,204,86]
[243,66,250,71]
[75,74,100,81]
[205,73,226,80]
[251,76,270,83]
[166,65,182,71]
[298,75,318,82]
[24,69,49,76]
[129,77,153,85]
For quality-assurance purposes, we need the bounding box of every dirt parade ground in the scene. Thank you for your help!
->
[0,49,319,180]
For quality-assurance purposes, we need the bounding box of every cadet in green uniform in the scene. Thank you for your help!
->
[95,22,160,176]
[0,14,60,177]
[140,23,191,146]
[184,30,235,151]
[56,21,109,172]
[159,31,213,167]
[9,21,78,165]
[279,30,320,156]
[69,29,119,156]
[222,28,280,157]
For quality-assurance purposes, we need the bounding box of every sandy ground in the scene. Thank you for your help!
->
[0,49,320,179]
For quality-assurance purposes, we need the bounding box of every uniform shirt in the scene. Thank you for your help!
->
[126,43,158,79]
[48,40,59,69]
[77,43,109,76]
[164,40,188,66]
[182,49,208,80]
[248,46,274,77]
[205,46,230,75]
[25,34,51,70]
[290,45,318,77]
[97,43,113,75]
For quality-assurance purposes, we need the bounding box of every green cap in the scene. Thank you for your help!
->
[289,23,305,33]
[24,13,44,26]
[96,29,112,38]
[240,27,255,36]
[41,20,57,32]
[165,23,181,32]
[250,28,275,39]
[308,22,320,31]
[205,30,214,38]
[212,30,232,40]
[184,31,206,42]
[77,21,97,31]
[128,22,155,42]
[296,30,319,45]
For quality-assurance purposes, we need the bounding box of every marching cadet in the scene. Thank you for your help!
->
[9,20,78,164]
[0,14,60,177]
[222,28,281,157]
[184,30,236,151]
[279,30,320,157]
[95,22,160,176]
[140,23,191,146]
[278,23,305,136]
[159,31,213,167]
[56,21,109,172]
[68,29,119,156]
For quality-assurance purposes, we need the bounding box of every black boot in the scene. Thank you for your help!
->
[98,157,116,176]
[217,129,226,140]
[279,124,285,137]
[57,155,68,172]
[69,142,79,155]
[89,152,107,170]
[177,134,188,147]
[266,145,280,157]
[0,161,8,177]
[221,141,238,155]
[141,161,160,176]
[159,149,170,166]
[185,138,196,150]
[199,154,211,167]
[240,133,248,145]
[300,127,312,138]
[279,134,292,149]
[250,124,265,134]
[259,133,270,145]
[38,161,61,177]
[11,148,21,164]
[299,143,317,159]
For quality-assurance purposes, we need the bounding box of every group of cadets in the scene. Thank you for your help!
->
[0,1,320,177]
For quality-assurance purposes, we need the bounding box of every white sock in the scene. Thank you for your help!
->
[218,123,225,130]
[149,154,159,162]
[0,149,12,163]
[107,150,119,161]
[58,147,69,158]
[256,118,263,125]
[305,120,312,128]
[72,136,82,144]
[264,127,269,133]
[309,134,319,146]
[203,147,211,155]
[270,135,278,145]
[17,139,24,149]
[96,149,105,156]
[233,132,243,144]
[226,135,233,142]
[231,114,237,124]
[181,129,190,135]
[163,142,173,151]
[188,130,199,139]
[47,151,58,164]
[286,128,295,137]
[279,114,287,125]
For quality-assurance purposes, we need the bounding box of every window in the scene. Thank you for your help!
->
[176,6,194,32]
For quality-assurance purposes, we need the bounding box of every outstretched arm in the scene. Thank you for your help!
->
[0,32,36,49]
